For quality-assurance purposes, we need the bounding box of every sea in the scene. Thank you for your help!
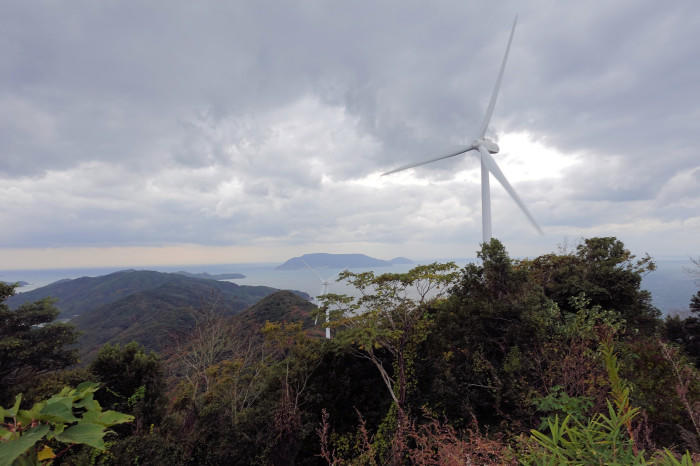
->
[1,259,696,315]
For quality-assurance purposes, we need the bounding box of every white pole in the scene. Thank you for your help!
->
[481,153,492,243]
[322,281,330,339]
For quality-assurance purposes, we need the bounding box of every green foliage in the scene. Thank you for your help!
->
[301,347,391,461]
[527,237,660,335]
[44,271,285,359]
[93,432,185,466]
[0,382,133,465]
[0,283,78,405]
[241,291,317,331]
[417,239,557,427]
[524,343,696,465]
[261,321,325,463]
[691,291,700,315]
[533,386,593,431]
[89,342,165,432]
[5,236,693,465]
[664,313,700,368]
[323,262,459,408]
[561,293,626,339]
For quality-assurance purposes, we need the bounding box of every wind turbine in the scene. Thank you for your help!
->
[301,259,332,339]
[382,17,542,243]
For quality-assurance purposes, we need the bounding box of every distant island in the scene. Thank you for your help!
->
[175,271,246,280]
[276,253,413,270]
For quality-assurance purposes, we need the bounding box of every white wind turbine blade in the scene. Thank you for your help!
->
[301,258,323,282]
[301,258,337,338]
[477,145,543,235]
[301,259,325,325]
[321,278,330,339]
[382,145,476,176]
[477,16,517,138]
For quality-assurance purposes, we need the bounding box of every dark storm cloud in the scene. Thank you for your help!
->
[0,1,510,175]
[1,0,698,255]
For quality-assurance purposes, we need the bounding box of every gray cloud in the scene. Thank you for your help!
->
[1,0,699,260]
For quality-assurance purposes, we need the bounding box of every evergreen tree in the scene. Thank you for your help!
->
[691,290,700,314]
[89,342,165,432]
[528,237,660,334]
[0,282,78,404]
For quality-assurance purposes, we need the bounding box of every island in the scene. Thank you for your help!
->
[276,253,413,270]
[175,271,246,280]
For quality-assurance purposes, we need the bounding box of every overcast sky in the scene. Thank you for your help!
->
[1,0,699,269]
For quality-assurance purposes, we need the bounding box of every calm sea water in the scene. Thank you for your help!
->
[1,260,696,313]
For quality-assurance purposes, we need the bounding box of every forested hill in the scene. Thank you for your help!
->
[6,270,180,318]
[234,289,318,335]
[4,269,312,360]
[5,269,282,319]
[73,276,295,359]
[276,253,412,270]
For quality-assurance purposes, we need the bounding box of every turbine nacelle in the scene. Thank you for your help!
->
[475,139,499,154]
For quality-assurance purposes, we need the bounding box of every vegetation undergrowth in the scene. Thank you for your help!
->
[1,237,698,464]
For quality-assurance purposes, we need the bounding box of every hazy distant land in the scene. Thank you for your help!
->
[276,253,413,270]
[175,271,246,280]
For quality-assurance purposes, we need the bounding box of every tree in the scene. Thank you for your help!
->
[0,283,78,404]
[323,263,458,413]
[261,321,323,463]
[663,262,700,368]
[89,342,165,432]
[662,289,700,369]
[528,237,660,334]
[687,257,699,316]
[320,263,458,463]
[420,239,559,428]
[170,309,237,401]
[691,291,700,315]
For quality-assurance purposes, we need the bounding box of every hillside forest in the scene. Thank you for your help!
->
[1,237,699,465]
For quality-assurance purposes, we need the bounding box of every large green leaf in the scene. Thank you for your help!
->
[45,421,65,441]
[16,401,46,426]
[73,393,100,411]
[74,381,100,396]
[81,409,134,427]
[39,399,78,423]
[55,423,106,450]
[47,387,71,401]
[0,424,49,465]
[3,394,22,418]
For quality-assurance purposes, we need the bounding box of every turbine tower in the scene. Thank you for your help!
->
[382,17,542,243]
[302,259,332,339]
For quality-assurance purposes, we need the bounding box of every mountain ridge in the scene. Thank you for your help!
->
[73,276,286,359]
[4,269,311,360]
